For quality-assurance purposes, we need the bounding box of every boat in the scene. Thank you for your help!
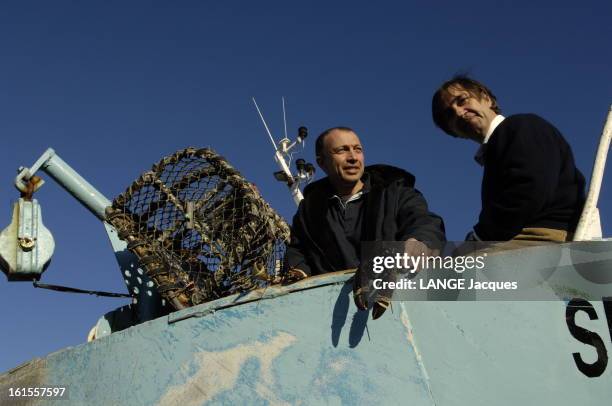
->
[0,105,611,405]
[1,251,611,404]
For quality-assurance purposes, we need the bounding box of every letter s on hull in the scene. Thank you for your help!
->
[565,298,608,377]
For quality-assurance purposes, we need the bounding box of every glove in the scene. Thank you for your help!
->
[372,298,390,320]
[281,268,308,285]
[353,263,392,320]
[353,271,369,310]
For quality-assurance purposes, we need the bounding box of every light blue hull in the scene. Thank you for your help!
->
[2,243,612,405]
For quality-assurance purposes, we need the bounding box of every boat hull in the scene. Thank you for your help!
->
[2,243,611,405]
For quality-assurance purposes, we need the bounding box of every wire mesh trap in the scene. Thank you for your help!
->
[106,147,290,310]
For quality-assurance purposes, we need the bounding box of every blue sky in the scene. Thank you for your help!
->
[1,1,610,372]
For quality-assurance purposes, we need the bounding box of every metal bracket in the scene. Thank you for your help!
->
[14,149,56,194]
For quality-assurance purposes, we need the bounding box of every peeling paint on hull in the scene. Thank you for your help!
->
[1,243,611,405]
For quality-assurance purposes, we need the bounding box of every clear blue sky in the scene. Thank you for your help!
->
[1,1,610,372]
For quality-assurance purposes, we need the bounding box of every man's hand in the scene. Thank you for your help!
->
[404,238,432,257]
[404,238,438,275]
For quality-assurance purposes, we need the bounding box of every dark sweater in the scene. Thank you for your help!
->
[475,114,585,240]
[285,164,446,275]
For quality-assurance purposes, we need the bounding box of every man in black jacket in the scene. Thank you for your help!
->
[431,76,585,242]
[284,127,445,314]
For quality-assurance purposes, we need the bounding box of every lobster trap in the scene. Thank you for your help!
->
[106,147,290,310]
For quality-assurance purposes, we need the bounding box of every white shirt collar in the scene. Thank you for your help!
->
[331,190,364,209]
[474,115,505,166]
[483,114,505,145]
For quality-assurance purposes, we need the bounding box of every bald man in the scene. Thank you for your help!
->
[284,126,445,315]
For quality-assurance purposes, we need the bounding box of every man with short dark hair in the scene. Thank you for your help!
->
[284,127,445,315]
[432,76,585,242]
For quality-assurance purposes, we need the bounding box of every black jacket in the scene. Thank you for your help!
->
[475,114,585,240]
[285,164,446,275]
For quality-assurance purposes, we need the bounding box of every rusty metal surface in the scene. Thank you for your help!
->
[0,358,48,406]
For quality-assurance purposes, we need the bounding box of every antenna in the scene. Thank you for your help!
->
[252,98,315,206]
[282,97,288,140]
[252,97,277,151]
